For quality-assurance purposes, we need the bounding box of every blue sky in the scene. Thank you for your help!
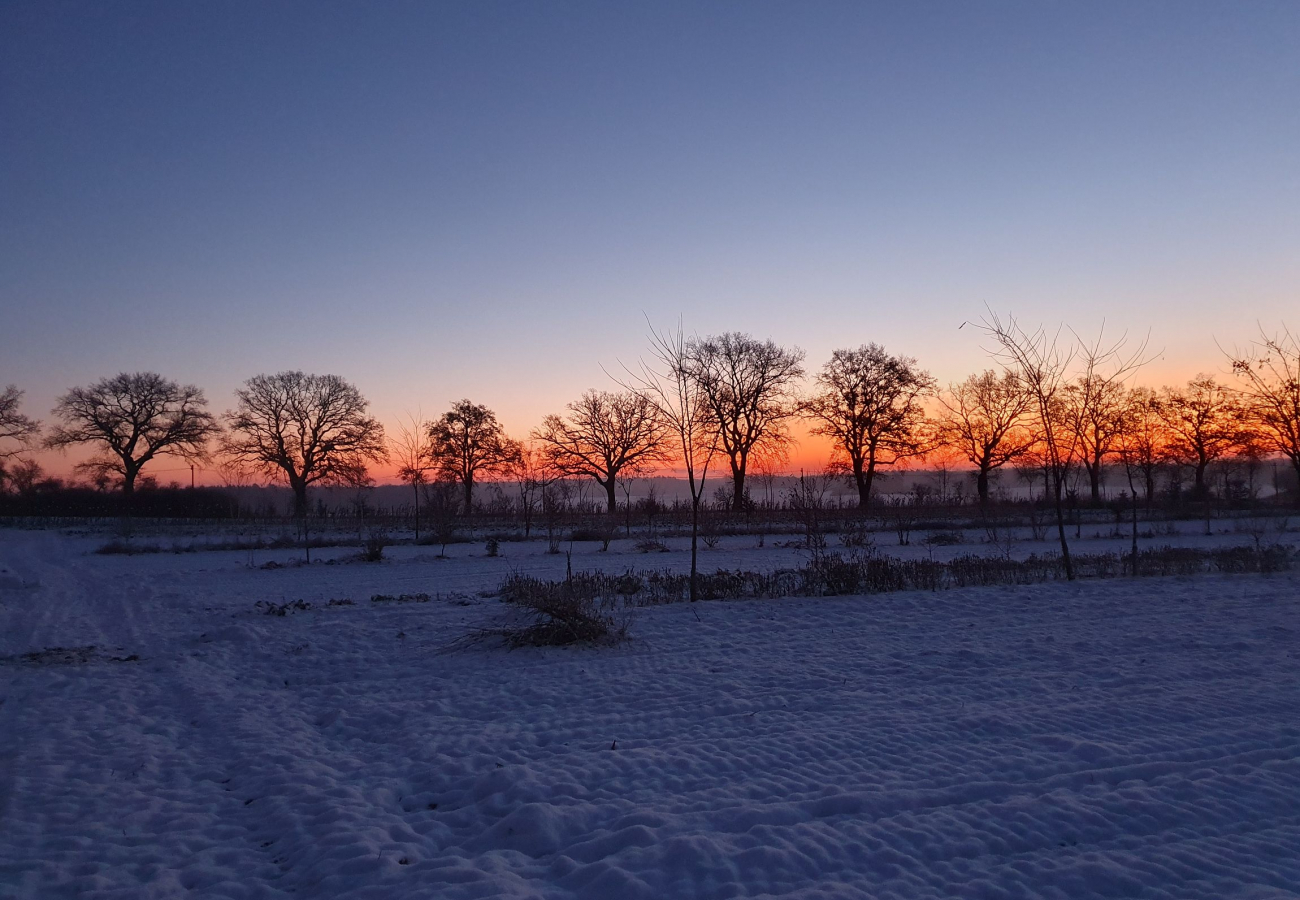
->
[3,1,1298,473]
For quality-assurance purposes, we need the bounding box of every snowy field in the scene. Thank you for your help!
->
[1,527,1298,899]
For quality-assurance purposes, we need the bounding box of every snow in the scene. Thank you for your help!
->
[1,527,1298,898]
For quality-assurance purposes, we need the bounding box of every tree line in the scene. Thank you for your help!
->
[2,318,1298,528]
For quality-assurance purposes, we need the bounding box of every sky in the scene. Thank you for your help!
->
[2,1,1298,481]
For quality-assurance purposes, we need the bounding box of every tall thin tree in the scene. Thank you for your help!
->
[623,323,720,602]
[392,413,433,541]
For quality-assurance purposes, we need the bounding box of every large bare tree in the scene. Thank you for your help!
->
[0,386,40,458]
[427,400,518,515]
[222,371,387,517]
[685,333,804,508]
[1229,325,1300,506]
[1155,375,1246,498]
[804,344,935,508]
[935,370,1036,505]
[46,372,218,496]
[534,390,669,514]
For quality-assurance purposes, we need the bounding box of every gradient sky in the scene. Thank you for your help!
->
[3,1,1298,480]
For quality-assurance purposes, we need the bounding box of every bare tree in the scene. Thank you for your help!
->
[685,333,804,508]
[1229,325,1300,506]
[1117,387,1166,507]
[222,371,387,517]
[1155,375,1246,498]
[623,323,720,602]
[0,386,40,458]
[935,370,1036,505]
[1064,365,1133,505]
[427,400,518,515]
[46,372,218,497]
[804,344,935,508]
[505,441,556,538]
[534,390,670,514]
[977,313,1079,578]
[391,413,433,541]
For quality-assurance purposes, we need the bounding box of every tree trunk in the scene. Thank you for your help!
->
[462,477,474,517]
[603,479,617,515]
[976,467,990,505]
[1130,485,1139,576]
[731,460,747,510]
[853,458,873,509]
[1193,459,1209,498]
[689,495,700,602]
[1088,463,1102,505]
[412,481,420,542]
[1051,468,1074,580]
[290,480,308,519]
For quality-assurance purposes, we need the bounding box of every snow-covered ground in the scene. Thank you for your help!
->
[1,527,1298,899]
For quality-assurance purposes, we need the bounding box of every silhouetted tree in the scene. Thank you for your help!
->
[1064,370,1131,505]
[685,333,804,508]
[0,386,40,458]
[506,441,555,538]
[1117,387,1166,506]
[427,400,518,515]
[1155,375,1246,498]
[421,479,461,555]
[804,344,935,508]
[978,313,1080,578]
[46,372,218,497]
[392,413,433,541]
[222,371,386,517]
[1229,325,1300,506]
[535,390,670,514]
[935,370,1036,505]
[624,323,720,602]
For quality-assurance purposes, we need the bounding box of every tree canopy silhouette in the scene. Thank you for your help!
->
[0,386,40,458]
[685,333,804,508]
[535,390,669,514]
[935,370,1036,504]
[46,372,218,496]
[1230,325,1300,506]
[805,344,935,508]
[427,400,518,514]
[222,371,386,517]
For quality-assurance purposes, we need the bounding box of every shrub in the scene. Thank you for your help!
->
[370,592,431,604]
[359,531,389,562]
[254,599,313,616]
[467,573,632,649]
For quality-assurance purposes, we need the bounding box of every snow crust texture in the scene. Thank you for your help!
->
[1,531,1298,899]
